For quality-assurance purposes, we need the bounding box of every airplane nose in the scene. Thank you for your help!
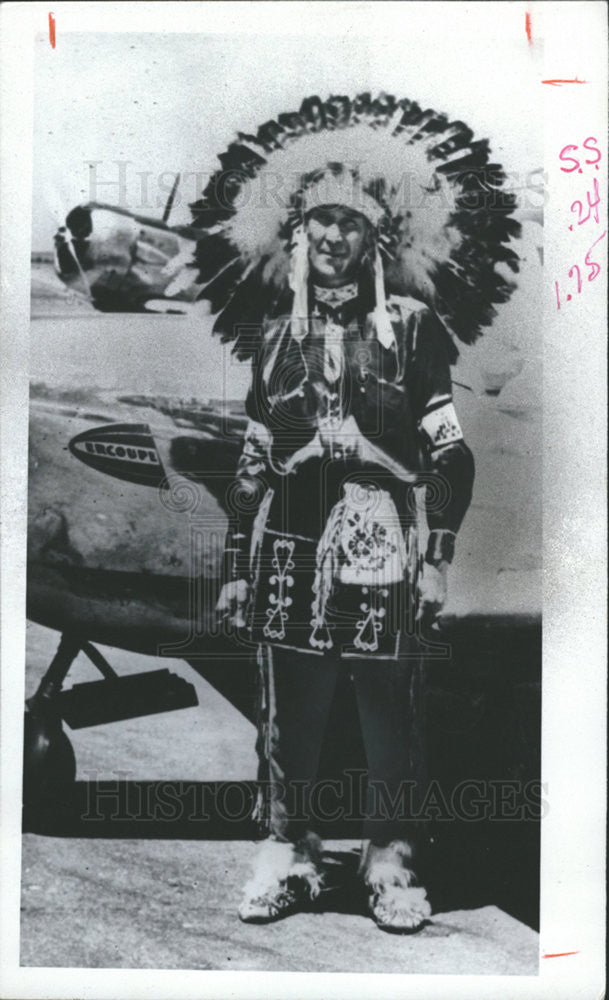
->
[53,228,81,277]
[66,204,93,241]
[53,206,94,284]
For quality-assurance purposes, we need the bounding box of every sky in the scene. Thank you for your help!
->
[6,11,605,985]
[27,6,546,618]
[32,5,543,248]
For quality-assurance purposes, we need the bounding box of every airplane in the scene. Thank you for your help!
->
[24,375,542,809]
[27,181,542,818]
[51,174,206,314]
[50,174,543,317]
[24,383,255,798]
[21,353,544,944]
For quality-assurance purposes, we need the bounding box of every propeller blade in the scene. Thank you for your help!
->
[162,173,181,224]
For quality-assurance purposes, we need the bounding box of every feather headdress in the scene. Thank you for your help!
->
[191,93,521,358]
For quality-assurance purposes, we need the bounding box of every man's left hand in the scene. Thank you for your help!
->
[416,560,448,626]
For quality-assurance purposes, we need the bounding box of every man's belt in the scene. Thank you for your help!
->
[278,420,419,485]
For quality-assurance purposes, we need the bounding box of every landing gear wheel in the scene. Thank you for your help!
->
[22,709,76,805]
[22,633,80,807]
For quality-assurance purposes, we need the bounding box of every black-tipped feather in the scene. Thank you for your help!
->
[325,95,352,128]
[428,122,475,159]
[370,93,397,125]
[193,234,236,283]
[300,96,327,131]
[189,202,233,228]
[277,112,307,137]
[256,120,288,151]
[218,142,265,175]
[191,92,522,348]
[352,92,373,119]
[200,258,245,314]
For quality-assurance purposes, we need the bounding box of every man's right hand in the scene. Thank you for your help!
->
[216,579,250,629]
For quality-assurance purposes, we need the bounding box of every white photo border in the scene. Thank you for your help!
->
[1,2,606,997]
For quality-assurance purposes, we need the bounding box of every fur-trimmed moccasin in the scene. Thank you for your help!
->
[238,831,325,924]
[360,840,431,933]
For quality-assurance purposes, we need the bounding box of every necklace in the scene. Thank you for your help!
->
[312,283,358,310]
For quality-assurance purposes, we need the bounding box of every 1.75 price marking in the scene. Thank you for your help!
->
[554,230,606,309]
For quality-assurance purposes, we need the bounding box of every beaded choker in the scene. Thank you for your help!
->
[312,283,358,310]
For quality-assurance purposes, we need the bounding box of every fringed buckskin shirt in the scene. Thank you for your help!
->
[225,292,474,659]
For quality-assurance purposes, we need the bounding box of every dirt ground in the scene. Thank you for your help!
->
[20,622,538,974]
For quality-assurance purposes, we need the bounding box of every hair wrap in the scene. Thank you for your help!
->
[288,226,310,342]
[192,92,523,358]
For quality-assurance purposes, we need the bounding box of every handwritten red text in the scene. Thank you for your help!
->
[554,139,604,310]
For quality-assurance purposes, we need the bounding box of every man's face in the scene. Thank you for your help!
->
[306,205,371,287]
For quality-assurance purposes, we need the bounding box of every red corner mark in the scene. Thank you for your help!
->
[542,951,579,959]
[525,11,532,44]
[48,12,56,49]
[542,78,587,86]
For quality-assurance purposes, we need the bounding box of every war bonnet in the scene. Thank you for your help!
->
[191,93,522,359]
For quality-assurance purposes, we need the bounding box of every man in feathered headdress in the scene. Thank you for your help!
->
[198,94,520,932]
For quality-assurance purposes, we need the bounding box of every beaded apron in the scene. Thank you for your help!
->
[248,482,418,660]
